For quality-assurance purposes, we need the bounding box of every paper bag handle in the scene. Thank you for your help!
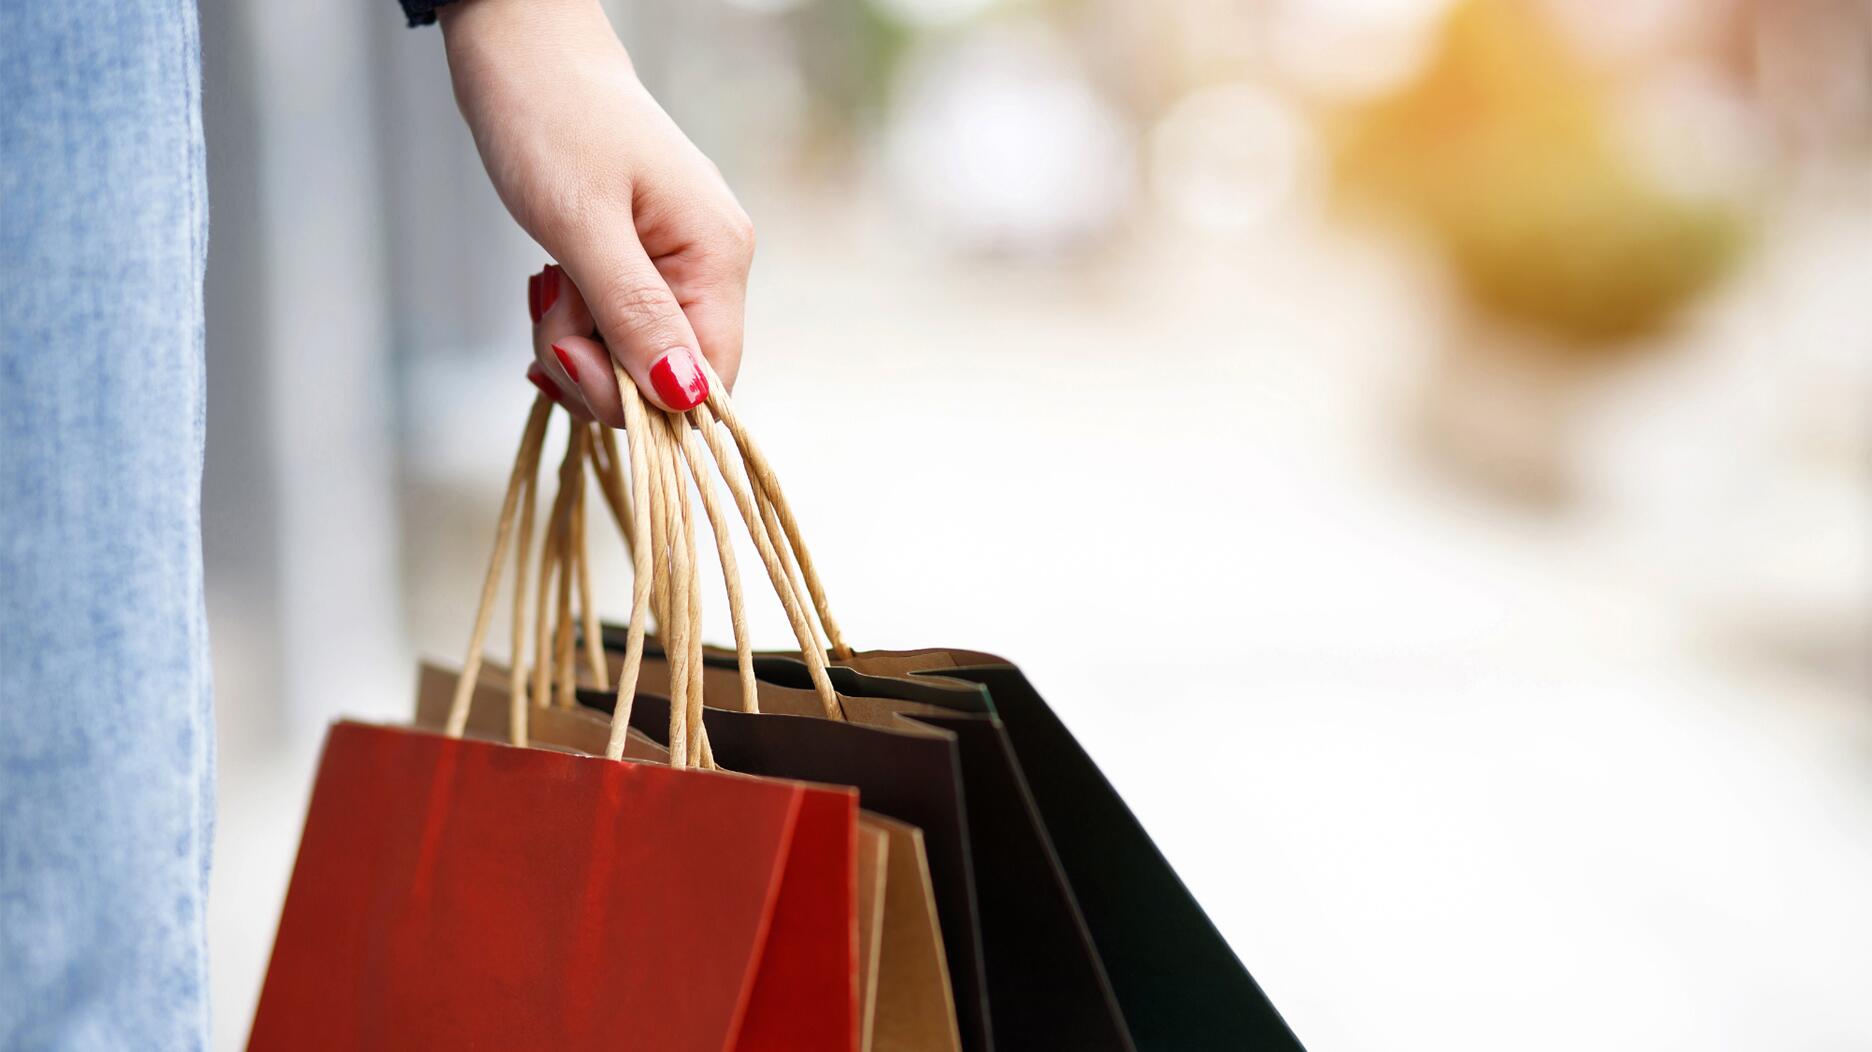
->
[449,358,855,763]
[606,372,724,764]
[444,393,551,741]
[441,396,616,744]
[560,365,846,720]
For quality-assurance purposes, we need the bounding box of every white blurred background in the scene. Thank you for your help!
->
[199,0,1871,1048]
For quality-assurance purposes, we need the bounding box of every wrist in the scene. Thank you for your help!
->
[439,0,628,69]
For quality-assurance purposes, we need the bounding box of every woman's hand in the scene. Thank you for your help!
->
[439,0,753,419]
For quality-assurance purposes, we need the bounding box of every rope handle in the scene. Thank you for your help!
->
[445,396,614,748]
[522,421,603,725]
[447,356,853,762]
[586,335,851,665]
[444,394,550,742]
[544,377,846,718]
[607,367,716,764]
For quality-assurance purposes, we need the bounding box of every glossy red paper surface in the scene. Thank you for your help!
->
[738,783,861,1051]
[249,721,853,1051]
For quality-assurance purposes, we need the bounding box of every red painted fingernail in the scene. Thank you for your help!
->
[527,272,543,323]
[648,348,709,410]
[539,264,562,316]
[552,342,579,383]
[526,364,560,402]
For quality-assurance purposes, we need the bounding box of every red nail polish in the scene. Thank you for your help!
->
[527,272,543,324]
[526,365,560,402]
[649,348,709,410]
[539,264,562,316]
[552,342,579,383]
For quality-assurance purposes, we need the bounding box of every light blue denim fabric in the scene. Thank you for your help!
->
[0,1,212,1049]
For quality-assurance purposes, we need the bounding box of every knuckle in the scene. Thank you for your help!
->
[596,271,679,334]
[724,210,756,256]
[534,175,627,244]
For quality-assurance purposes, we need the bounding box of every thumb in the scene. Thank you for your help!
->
[569,241,711,412]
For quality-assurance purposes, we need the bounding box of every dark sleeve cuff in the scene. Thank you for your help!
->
[400,0,459,27]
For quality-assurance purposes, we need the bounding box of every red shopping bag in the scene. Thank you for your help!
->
[248,720,858,1051]
[249,396,861,1052]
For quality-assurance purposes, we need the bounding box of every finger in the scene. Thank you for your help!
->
[528,264,595,406]
[546,335,625,428]
[526,361,592,422]
[530,263,623,422]
[566,240,709,412]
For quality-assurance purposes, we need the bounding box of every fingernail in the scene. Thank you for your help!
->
[527,272,544,324]
[526,364,560,402]
[539,264,562,316]
[552,341,579,383]
[648,348,709,410]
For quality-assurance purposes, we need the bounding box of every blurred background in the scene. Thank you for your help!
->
[199,0,1870,1047]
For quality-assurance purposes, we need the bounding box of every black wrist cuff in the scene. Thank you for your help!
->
[399,0,458,28]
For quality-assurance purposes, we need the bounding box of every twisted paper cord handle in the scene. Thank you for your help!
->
[450,361,851,761]
[444,394,552,740]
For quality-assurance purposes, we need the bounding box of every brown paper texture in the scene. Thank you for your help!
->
[865,813,964,1052]
[412,661,667,760]
[856,823,888,1050]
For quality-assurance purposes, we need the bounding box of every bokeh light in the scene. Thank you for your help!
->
[1150,82,1313,234]
[884,25,1135,252]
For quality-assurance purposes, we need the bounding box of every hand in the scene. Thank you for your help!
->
[439,0,754,419]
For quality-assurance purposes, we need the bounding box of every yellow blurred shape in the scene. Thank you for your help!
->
[1334,0,1744,348]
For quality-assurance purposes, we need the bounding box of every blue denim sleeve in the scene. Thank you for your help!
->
[0,1,213,1049]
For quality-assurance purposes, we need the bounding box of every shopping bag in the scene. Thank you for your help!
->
[863,812,964,1052]
[250,393,864,1051]
[247,720,857,1052]
[415,660,963,1052]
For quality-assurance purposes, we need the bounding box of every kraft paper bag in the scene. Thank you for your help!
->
[857,823,888,1049]
[865,814,963,1052]
[416,657,666,759]
[248,720,859,1051]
